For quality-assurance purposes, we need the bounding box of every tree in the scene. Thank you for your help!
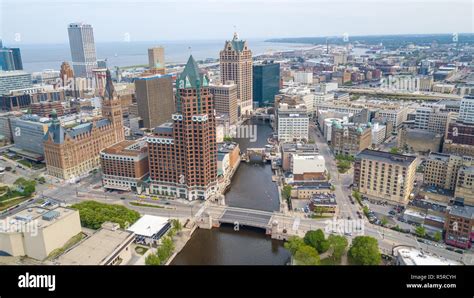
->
[172,219,182,234]
[328,235,348,261]
[434,231,442,242]
[390,147,400,154]
[281,185,292,200]
[71,201,141,230]
[381,217,388,227]
[284,236,305,255]
[304,229,330,254]
[415,226,426,238]
[223,135,233,142]
[348,236,381,265]
[145,253,161,265]
[294,245,320,265]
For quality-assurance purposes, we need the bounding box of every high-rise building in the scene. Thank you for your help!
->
[135,75,174,129]
[67,23,97,78]
[354,149,417,205]
[148,47,165,70]
[0,42,23,71]
[253,62,280,107]
[147,55,217,200]
[43,70,125,180]
[220,32,253,117]
[210,81,238,125]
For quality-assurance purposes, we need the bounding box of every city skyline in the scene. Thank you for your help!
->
[1,0,472,44]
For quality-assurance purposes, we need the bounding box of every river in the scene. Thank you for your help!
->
[171,120,291,265]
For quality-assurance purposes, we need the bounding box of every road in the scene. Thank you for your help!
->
[310,123,359,220]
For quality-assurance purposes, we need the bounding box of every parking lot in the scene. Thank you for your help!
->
[363,199,413,231]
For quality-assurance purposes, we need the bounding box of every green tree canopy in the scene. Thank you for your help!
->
[348,236,381,265]
[284,236,305,255]
[71,201,141,230]
[415,226,426,238]
[145,253,161,265]
[294,245,320,265]
[304,229,330,254]
[281,185,292,200]
[328,235,349,260]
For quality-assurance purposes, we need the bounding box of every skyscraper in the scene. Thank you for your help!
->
[0,41,23,71]
[253,61,280,107]
[148,47,165,69]
[220,32,253,117]
[135,75,174,129]
[147,55,217,200]
[67,23,97,78]
[210,81,238,125]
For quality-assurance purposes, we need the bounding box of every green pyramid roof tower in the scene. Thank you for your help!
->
[178,55,208,89]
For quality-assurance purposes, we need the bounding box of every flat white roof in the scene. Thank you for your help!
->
[397,247,462,265]
[127,215,169,237]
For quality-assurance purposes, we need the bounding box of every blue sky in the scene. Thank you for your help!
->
[1,0,473,44]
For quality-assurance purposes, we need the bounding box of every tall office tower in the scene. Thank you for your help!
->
[253,61,280,107]
[220,32,253,117]
[135,75,174,129]
[210,81,238,125]
[0,41,23,71]
[148,47,165,69]
[67,23,97,78]
[147,55,217,200]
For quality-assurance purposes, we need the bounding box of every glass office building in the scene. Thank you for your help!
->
[253,62,280,107]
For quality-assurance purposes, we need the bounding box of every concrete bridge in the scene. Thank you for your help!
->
[197,205,328,239]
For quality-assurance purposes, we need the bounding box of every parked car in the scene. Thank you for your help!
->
[455,249,464,254]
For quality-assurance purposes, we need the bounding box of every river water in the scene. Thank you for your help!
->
[171,120,291,265]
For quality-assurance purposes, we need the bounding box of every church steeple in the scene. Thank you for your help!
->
[103,69,117,100]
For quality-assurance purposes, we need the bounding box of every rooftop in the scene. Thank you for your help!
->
[127,215,169,238]
[101,139,147,157]
[448,204,474,219]
[0,206,77,233]
[356,149,417,167]
[57,224,134,265]
[395,246,462,265]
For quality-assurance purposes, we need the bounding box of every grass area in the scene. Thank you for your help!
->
[130,201,165,209]
[0,197,28,211]
[17,159,32,168]
[135,246,149,255]
[310,214,334,219]
[46,232,86,261]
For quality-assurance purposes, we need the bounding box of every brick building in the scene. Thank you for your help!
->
[43,70,125,180]
[147,56,217,200]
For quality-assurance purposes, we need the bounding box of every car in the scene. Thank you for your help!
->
[165,202,171,205]
[445,246,454,251]
[120,197,126,200]
[389,210,396,215]
[454,249,464,254]
[344,232,352,236]
[347,216,351,220]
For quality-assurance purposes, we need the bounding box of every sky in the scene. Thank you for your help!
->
[1,0,473,44]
